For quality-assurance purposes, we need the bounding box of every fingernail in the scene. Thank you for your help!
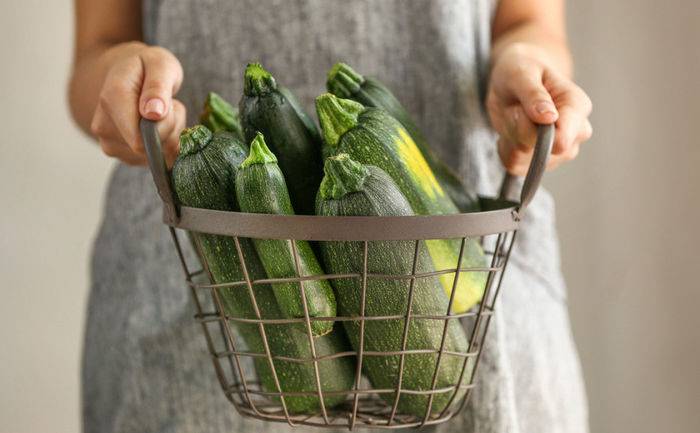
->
[535,101,556,115]
[144,98,165,116]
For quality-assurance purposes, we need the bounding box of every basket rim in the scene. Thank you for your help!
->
[164,197,520,241]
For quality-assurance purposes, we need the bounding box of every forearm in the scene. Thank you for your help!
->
[491,0,572,78]
[69,0,143,135]
[492,22,572,78]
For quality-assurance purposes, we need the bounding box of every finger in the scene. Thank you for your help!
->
[139,47,184,121]
[99,138,147,166]
[546,72,593,117]
[505,64,559,125]
[90,105,120,140]
[497,137,532,176]
[545,75,593,154]
[502,105,539,152]
[578,119,593,144]
[553,107,589,155]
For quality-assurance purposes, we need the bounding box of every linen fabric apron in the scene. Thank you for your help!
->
[83,1,588,432]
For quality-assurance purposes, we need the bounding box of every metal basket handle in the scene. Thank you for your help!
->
[498,123,555,213]
[140,118,554,221]
[140,118,179,224]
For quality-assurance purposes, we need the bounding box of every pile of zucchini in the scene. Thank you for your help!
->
[171,62,487,417]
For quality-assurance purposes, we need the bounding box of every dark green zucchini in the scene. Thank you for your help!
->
[239,63,323,215]
[172,126,353,413]
[199,92,244,140]
[327,62,480,212]
[316,94,487,313]
[316,154,470,417]
[235,132,336,337]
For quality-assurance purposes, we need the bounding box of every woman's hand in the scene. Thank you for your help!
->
[86,42,186,167]
[487,43,592,175]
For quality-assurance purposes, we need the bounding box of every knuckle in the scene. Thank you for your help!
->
[101,81,131,104]
[173,100,187,123]
[573,85,593,113]
[100,140,119,157]
[146,45,173,60]
[129,139,146,155]
[145,46,183,74]
[90,119,106,136]
[89,114,103,136]
[143,77,168,93]
[562,146,580,162]
[553,136,571,155]
[527,88,549,102]
[579,91,593,113]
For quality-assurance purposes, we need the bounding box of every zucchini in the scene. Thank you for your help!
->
[316,154,470,416]
[327,62,480,212]
[172,126,353,413]
[235,132,336,337]
[316,94,488,313]
[199,92,244,140]
[239,63,323,215]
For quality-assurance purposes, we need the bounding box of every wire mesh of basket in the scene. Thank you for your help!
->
[140,119,554,430]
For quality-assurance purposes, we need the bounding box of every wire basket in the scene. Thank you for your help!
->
[140,119,554,430]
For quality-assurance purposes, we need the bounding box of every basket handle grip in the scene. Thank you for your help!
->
[140,118,179,224]
[498,123,555,213]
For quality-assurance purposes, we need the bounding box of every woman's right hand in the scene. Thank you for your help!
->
[89,42,186,167]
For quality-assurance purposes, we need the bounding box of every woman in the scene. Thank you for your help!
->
[69,0,592,432]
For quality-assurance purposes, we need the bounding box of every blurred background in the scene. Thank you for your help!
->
[1,1,698,432]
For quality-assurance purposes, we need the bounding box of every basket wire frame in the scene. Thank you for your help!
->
[140,119,554,430]
[172,228,516,430]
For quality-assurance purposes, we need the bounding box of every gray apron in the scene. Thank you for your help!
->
[83,1,588,432]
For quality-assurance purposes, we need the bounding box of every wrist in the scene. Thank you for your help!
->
[492,42,552,70]
[99,41,148,65]
[492,22,573,78]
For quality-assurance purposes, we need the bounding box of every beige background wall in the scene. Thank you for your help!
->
[0,1,697,432]
[548,1,700,432]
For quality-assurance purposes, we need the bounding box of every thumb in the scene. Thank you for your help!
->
[138,47,184,121]
[508,68,559,125]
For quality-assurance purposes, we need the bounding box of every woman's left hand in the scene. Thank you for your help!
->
[487,43,593,175]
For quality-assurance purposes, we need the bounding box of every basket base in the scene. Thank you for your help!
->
[225,383,473,430]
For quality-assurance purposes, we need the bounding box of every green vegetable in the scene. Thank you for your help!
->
[316,154,470,417]
[239,63,323,215]
[327,62,480,212]
[172,125,353,413]
[316,94,487,313]
[235,133,336,337]
[199,92,244,140]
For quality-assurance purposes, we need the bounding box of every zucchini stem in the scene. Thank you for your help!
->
[319,153,369,200]
[179,125,213,156]
[200,92,242,136]
[241,132,278,168]
[244,62,278,96]
[315,93,364,148]
[326,62,365,98]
